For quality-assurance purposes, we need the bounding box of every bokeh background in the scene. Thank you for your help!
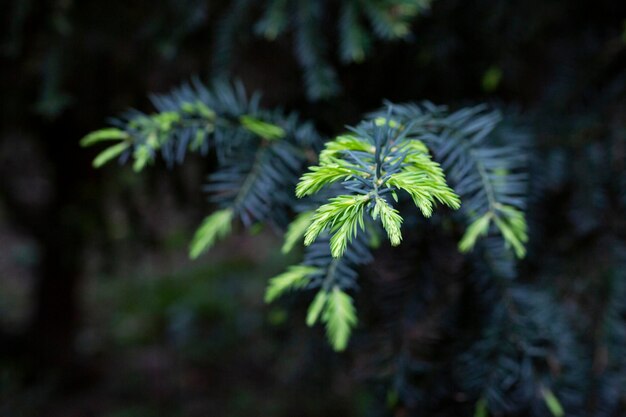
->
[1,1,625,416]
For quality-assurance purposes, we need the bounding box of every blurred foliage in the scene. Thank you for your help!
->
[213,0,434,100]
[1,0,625,416]
[2,236,369,416]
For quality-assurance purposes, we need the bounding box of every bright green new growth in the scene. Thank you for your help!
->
[81,108,213,172]
[82,82,531,355]
[264,265,319,303]
[318,134,373,164]
[80,127,130,146]
[323,287,357,351]
[306,290,328,327]
[296,127,460,257]
[81,101,285,174]
[304,194,369,258]
[459,204,528,258]
[493,204,528,258]
[371,197,403,246]
[281,211,315,254]
[129,111,185,172]
[189,209,234,259]
[306,286,357,351]
[374,116,402,128]
[386,171,461,217]
[272,124,463,351]
[371,107,532,262]
[459,212,492,253]
[239,115,286,140]
[92,142,131,168]
[295,164,355,197]
[80,128,132,168]
[541,387,565,417]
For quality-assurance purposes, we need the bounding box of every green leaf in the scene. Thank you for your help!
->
[296,164,356,197]
[372,197,403,246]
[304,194,369,258]
[92,142,130,168]
[319,134,373,164]
[80,128,129,147]
[189,209,234,259]
[153,111,181,131]
[386,171,461,216]
[493,205,528,258]
[240,115,286,140]
[190,128,209,151]
[403,138,430,154]
[541,388,564,417]
[132,145,152,172]
[306,290,328,326]
[323,286,357,351]
[281,211,315,254]
[402,146,446,178]
[265,265,319,303]
[194,101,216,119]
[458,213,492,253]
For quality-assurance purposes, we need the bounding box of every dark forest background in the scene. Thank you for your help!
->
[1,1,625,416]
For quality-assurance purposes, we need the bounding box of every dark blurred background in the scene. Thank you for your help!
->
[1,1,625,416]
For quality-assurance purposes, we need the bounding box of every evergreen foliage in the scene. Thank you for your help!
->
[82,80,529,354]
[6,0,625,414]
[82,73,625,416]
[212,0,433,100]
[368,103,529,259]
[82,80,321,256]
